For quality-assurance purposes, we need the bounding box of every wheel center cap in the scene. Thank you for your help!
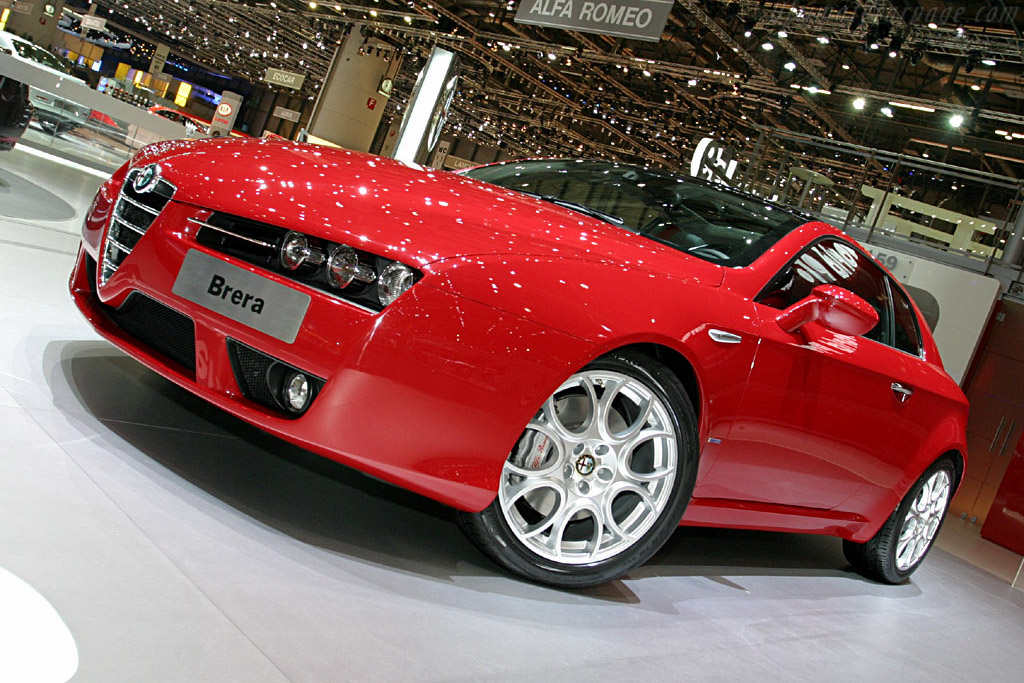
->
[575,453,596,476]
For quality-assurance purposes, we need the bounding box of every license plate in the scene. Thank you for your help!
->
[172,249,310,343]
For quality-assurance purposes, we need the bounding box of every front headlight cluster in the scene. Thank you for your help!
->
[277,230,420,310]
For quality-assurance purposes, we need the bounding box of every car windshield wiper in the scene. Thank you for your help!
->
[515,190,625,226]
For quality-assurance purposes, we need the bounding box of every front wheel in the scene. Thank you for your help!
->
[844,456,956,584]
[456,350,698,588]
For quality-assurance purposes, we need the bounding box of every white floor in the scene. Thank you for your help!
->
[2,146,1024,683]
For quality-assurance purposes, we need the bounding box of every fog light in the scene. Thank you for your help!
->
[283,371,311,412]
[377,262,415,306]
[280,231,310,270]
[327,245,359,288]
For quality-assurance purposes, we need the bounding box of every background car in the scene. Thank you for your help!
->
[0,30,90,134]
[0,69,32,151]
[69,141,968,588]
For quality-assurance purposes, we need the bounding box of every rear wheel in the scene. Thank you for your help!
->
[457,351,698,588]
[844,457,956,584]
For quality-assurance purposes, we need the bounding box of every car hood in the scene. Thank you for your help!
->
[130,138,724,286]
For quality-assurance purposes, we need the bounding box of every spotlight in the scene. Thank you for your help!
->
[853,97,866,110]
[777,29,788,38]
[949,113,964,128]
[982,58,997,67]
[927,22,938,29]
[880,107,893,117]
[784,61,796,71]
[761,41,774,51]
[817,35,830,44]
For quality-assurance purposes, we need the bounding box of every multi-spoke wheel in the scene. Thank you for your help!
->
[844,457,957,584]
[457,350,697,587]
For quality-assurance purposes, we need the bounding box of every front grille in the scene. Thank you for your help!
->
[227,339,324,417]
[100,167,176,285]
[103,293,196,373]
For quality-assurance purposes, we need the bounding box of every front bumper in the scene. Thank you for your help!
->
[70,199,592,512]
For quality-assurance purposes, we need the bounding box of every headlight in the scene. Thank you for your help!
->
[377,262,416,306]
[327,245,359,288]
[280,231,311,270]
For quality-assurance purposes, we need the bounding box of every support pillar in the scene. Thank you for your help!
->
[306,26,397,151]
[1002,189,1024,266]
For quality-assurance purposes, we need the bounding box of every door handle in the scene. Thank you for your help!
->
[891,382,914,403]
[708,329,742,344]
[999,420,1017,457]
[990,416,1007,452]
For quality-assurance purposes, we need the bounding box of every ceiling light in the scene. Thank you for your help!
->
[889,51,898,58]
[761,41,774,51]
[996,129,1010,136]
[743,30,752,38]
[817,36,830,44]
[881,107,894,117]
[971,84,981,91]
[927,22,938,29]
[853,97,866,110]
[982,58,997,67]
[842,64,851,70]
[869,42,880,50]
[784,61,796,71]
[777,30,788,38]
[889,101,936,112]
[949,113,964,128]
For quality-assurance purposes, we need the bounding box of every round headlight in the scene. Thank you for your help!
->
[377,262,415,306]
[327,245,359,288]
[282,371,311,413]
[280,231,310,270]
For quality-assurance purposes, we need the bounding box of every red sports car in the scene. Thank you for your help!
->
[70,138,968,587]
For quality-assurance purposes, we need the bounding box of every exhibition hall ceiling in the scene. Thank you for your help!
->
[71,1,1024,175]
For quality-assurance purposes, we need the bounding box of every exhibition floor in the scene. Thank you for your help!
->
[2,146,1024,683]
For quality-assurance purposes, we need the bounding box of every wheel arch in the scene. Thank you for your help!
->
[603,341,702,427]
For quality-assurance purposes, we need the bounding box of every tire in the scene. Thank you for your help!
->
[844,456,956,584]
[456,350,698,588]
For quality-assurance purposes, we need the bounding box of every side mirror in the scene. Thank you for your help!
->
[776,284,879,336]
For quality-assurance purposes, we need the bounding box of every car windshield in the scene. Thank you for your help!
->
[460,159,806,266]
[12,40,71,74]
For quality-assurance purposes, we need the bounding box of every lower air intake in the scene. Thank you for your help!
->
[104,293,196,373]
[226,339,325,417]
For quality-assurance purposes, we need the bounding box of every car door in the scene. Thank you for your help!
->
[696,237,918,510]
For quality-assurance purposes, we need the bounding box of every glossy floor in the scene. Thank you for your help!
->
[1,147,1023,683]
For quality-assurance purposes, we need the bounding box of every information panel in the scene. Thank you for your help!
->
[514,0,672,42]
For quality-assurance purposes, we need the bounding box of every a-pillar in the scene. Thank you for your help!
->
[306,26,397,151]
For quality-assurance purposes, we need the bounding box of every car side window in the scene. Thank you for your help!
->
[756,239,892,346]
[889,280,923,356]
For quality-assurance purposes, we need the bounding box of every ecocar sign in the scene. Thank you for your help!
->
[263,67,305,90]
[514,0,672,42]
